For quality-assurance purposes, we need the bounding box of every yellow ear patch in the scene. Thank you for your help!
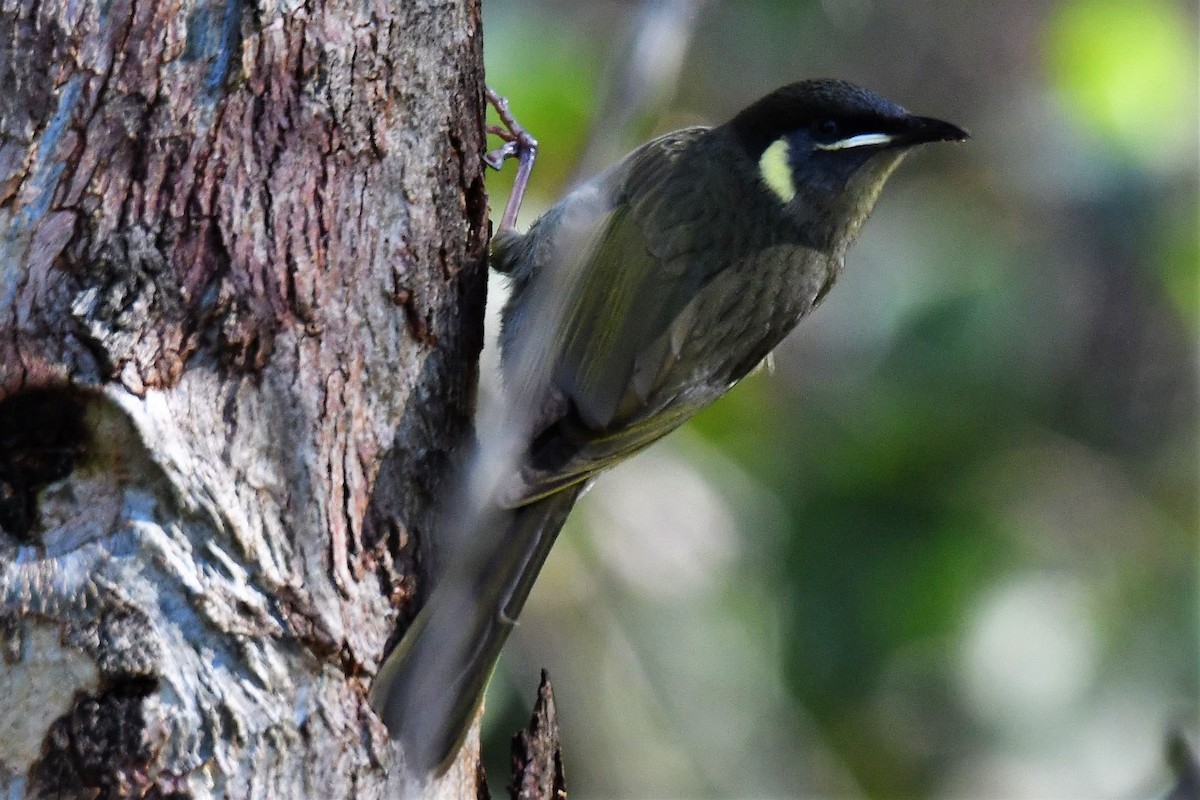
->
[758,138,795,203]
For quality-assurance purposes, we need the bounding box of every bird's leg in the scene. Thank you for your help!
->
[484,87,538,233]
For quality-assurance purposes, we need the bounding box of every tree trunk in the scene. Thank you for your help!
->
[0,0,489,796]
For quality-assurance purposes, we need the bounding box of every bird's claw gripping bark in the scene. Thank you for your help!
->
[485,87,538,232]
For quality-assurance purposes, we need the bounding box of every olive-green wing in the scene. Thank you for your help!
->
[552,129,741,426]
[506,127,768,505]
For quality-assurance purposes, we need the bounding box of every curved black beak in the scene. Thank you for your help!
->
[900,115,970,146]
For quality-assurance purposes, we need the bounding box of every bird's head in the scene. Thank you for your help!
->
[727,79,968,252]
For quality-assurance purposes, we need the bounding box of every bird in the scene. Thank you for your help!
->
[369,79,968,776]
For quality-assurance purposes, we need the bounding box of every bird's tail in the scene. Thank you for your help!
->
[368,483,586,775]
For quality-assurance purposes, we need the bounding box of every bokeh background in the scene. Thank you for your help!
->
[477,1,1199,797]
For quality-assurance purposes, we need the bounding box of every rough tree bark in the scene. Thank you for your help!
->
[0,0,492,796]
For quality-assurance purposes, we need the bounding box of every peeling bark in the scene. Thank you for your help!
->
[0,0,489,796]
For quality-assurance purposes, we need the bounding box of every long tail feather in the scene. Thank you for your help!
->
[369,484,586,775]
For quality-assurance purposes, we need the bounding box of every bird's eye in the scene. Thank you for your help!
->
[815,119,839,140]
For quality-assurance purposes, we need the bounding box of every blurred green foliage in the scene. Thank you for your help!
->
[480,1,1198,797]
[484,9,601,195]
[1046,0,1196,167]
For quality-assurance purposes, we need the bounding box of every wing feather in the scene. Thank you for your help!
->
[498,125,799,506]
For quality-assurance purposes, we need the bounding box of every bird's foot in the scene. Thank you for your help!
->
[485,87,538,232]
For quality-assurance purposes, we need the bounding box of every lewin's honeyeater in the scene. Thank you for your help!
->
[370,79,968,776]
